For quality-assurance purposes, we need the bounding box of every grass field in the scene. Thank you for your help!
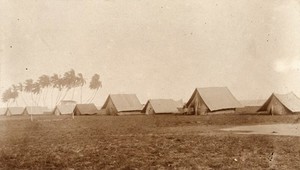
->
[0,115,300,169]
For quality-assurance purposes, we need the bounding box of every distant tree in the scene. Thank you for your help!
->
[2,69,101,107]
[76,73,86,103]
[86,74,102,103]
[24,79,36,105]
[2,88,13,107]
[32,81,41,106]
[38,75,51,106]
[50,74,61,106]
[17,82,28,105]
[69,71,81,100]
[60,69,76,102]
[11,85,19,106]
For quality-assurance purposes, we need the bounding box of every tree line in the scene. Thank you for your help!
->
[1,69,102,107]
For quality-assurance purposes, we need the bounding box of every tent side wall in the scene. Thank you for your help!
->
[54,108,60,116]
[0,108,8,116]
[6,110,11,116]
[73,107,81,115]
[208,109,236,115]
[5,109,25,116]
[98,108,107,115]
[105,98,118,115]
[117,112,143,115]
[186,92,196,114]
[236,106,261,114]
[187,92,209,115]
[267,97,292,115]
[23,109,29,115]
[145,103,155,115]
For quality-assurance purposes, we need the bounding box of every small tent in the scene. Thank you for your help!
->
[24,106,48,115]
[142,99,183,114]
[53,105,76,115]
[6,107,25,116]
[0,108,7,116]
[236,100,266,114]
[101,94,143,115]
[73,104,98,115]
[257,92,300,115]
[185,87,242,115]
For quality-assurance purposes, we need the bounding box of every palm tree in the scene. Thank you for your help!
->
[38,75,51,106]
[86,74,102,103]
[50,74,65,105]
[11,85,19,106]
[50,74,60,107]
[32,81,41,106]
[17,83,28,105]
[2,88,13,107]
[76,73,86,103]
[24,79,35,105]
[60,69,76,102]
[69,70,79,100]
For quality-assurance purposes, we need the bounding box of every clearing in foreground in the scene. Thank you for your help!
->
[0,115,300,169]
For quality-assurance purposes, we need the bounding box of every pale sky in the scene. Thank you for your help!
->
[1,0,300,108]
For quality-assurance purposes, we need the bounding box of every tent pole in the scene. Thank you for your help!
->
[271,105,273,116]
[195,98,198,116]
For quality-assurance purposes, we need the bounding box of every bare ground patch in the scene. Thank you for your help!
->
[0,115,299,169]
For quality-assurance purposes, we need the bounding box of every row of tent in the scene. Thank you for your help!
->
[0,104,100,116]
[185,87,300,115]
[1,87,300,116]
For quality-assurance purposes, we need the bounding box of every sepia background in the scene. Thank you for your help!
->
[1,0,300,108]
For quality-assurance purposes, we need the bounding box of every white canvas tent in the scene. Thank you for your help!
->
[73,104,98,115]
[258,92,300,115]
[0,108,7,116]
[53,105,76,115]
[6,107,25,116]
[142,99,183,114]
[186,87,242,115]
[101,94,143,115]
[24,106,48,115]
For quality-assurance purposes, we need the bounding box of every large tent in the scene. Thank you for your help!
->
[73,104,98,115]
[257,92,300,115]
[53,105,76,115]
[23,106,48,115]
[101,94,143,115]
[185,87,242,115]
[6,107,25,116]
[141,99,183,114]
[236,99,266,114]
